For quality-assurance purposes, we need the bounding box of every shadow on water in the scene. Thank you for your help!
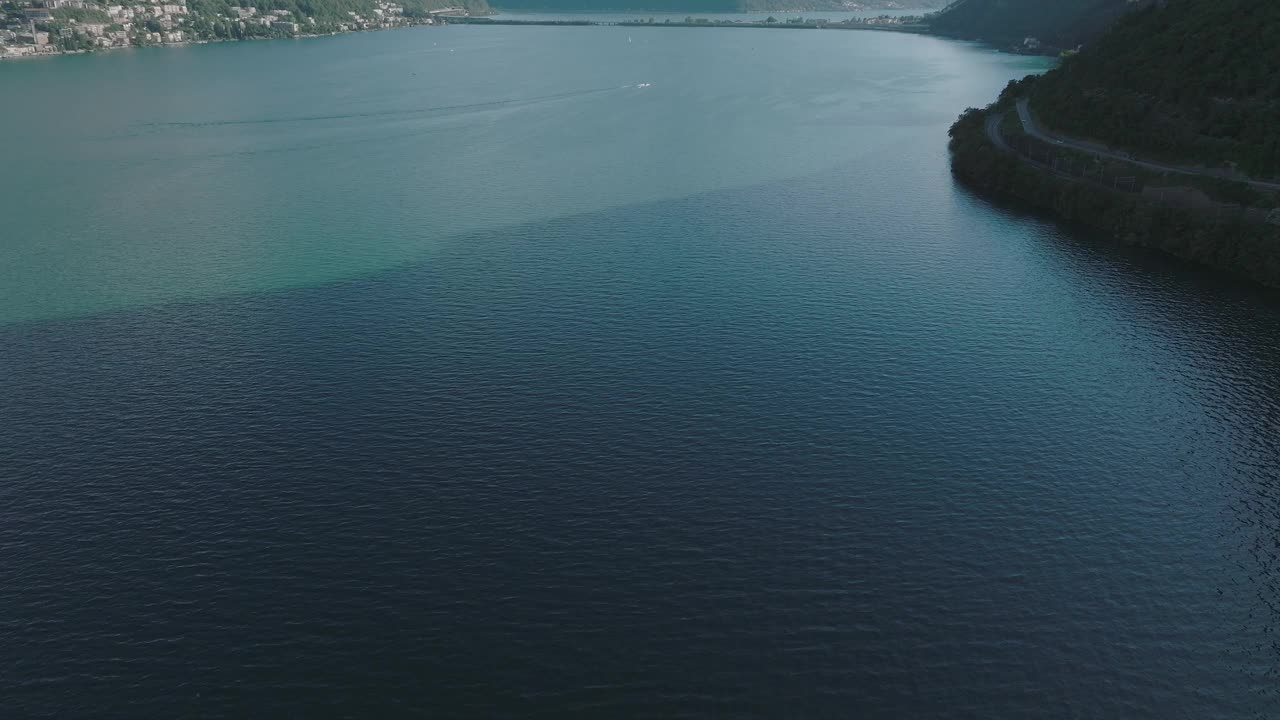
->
[6,161,1280,716]
[957,181,1280,678]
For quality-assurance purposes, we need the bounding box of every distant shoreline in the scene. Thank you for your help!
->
[2,11,1060,63]
[0,16,927,62]
[0,17,463,61]
[452,16,929,33]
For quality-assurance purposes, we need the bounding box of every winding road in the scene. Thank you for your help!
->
[984,112,1012,153]
[1015,98,1280,192]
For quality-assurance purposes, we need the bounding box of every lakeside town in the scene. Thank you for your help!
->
[0,0,468,58]
[0,1,1060,61]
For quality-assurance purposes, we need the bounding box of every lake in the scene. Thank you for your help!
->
[489,9,934,23]
[4,22,1280,718]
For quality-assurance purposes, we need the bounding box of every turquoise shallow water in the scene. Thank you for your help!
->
[0,24,1044,325]
[4,24,1280,719]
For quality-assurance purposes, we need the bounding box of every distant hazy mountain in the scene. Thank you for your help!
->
[927,0,1137,50]
[489,1,947,11]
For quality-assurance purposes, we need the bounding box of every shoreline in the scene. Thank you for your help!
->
[453,16,929,34]
[1,12,938,61]
[0,13,1073,63]
[949,103,1280,289]
[452,14,1061,55]
[0,16,458,61]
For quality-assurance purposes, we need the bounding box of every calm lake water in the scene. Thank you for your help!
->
[490,9,933,22]
[4,23,1280,719]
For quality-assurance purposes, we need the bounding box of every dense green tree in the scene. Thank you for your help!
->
[51,7,112,22]
[1030,0,1280,178]
[948,103,1280,288]
[927,0,1143,51]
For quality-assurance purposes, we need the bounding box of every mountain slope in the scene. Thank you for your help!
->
[1029,0,1280,177]
[928,0,1137,51]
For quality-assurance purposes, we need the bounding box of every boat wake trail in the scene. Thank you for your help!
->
[143,86,629,128]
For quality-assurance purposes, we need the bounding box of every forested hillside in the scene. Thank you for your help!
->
[1030,0,1280,178]
[948,103,1280,288]
[927,0,1138,51]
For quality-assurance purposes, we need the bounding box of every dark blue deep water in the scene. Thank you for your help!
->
[4,24,1280,719]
